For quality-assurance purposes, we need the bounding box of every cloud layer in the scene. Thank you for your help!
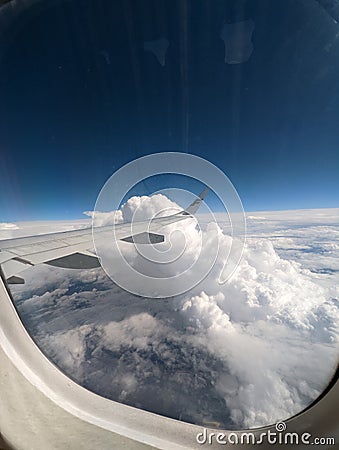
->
[6,197,339,430]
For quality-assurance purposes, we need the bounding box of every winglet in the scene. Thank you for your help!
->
[183,187,210,216]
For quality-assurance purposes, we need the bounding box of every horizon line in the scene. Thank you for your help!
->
[1,205,339,224]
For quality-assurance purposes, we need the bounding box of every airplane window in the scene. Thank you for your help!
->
[0,0,338,431]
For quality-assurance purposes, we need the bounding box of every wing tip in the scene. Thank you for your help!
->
[184,186,210,215]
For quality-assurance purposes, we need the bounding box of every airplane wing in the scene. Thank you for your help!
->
[0,188,209,284]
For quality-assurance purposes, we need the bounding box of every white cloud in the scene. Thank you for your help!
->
[84,193,179,227]
[0,222,19,230]
[40,324,92,380]
[121,193,180,222]
[83,210,123,226]
[0,222,20,239]
[247,215,266,220]
[7,196,339,430]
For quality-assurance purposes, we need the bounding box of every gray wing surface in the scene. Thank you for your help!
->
[0,188,209,283]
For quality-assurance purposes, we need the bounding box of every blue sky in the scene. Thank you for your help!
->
[0,0,338,220]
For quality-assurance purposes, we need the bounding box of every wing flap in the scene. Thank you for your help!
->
[45,252,101,269]
[7,276,25,285]
[120,232,165,244]
[1,258,34,280]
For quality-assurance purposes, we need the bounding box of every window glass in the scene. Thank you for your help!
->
[0,0,338,430]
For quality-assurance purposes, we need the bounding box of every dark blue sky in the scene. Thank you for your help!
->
[0,0,338,220]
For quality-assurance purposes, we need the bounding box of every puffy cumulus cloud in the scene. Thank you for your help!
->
[40,324,92,380]
[219,239,327,328]
[120,193,180,222]
[98,197,338,427]
[102,312,161,350]
[167,230,339,428]
[246,215,266,220]
[178,290,337,428]
[0,222,20,239]
[84,193,179,227]
[8,195,339,430]
[0,222,19,230]
[38,310,232,425]
[83,209,123,226]
[169,230,338,428]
